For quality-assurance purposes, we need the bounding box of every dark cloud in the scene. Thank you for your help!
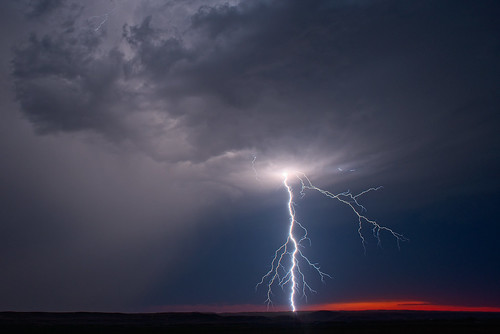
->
[12,0,500,172]
[13,31,127,136]
[25,0,66,18]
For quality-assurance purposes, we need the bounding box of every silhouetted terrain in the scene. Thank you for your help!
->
[1,310,499,333]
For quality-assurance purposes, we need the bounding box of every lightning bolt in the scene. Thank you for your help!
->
[251,155,261,181]
[256,170,407,312]
[88,5,116,32]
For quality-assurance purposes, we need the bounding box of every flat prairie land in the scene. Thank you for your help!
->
[1,310,499,333]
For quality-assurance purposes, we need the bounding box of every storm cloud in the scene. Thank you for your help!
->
[13,0,498,168]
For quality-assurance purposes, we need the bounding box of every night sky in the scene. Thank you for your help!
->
[0,0,499,312]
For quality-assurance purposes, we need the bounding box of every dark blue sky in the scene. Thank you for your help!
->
[0,0,499,312]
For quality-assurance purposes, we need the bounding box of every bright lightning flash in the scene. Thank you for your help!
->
[256,171,407,312]
[88,5,117,32]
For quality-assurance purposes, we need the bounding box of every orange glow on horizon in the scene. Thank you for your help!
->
[302,300,500,313]
[151,300,500,313]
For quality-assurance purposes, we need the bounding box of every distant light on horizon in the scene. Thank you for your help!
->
[149,300,500,314]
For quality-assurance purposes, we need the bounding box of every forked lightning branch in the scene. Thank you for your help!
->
[256,170,407,312]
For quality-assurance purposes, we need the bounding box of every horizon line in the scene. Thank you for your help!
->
[148,300,500,314]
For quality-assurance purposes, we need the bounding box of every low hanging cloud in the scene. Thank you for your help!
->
[11,0,500,181]
[11,1,383,164]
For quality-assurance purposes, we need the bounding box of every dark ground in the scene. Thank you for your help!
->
[1,310,499,333]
